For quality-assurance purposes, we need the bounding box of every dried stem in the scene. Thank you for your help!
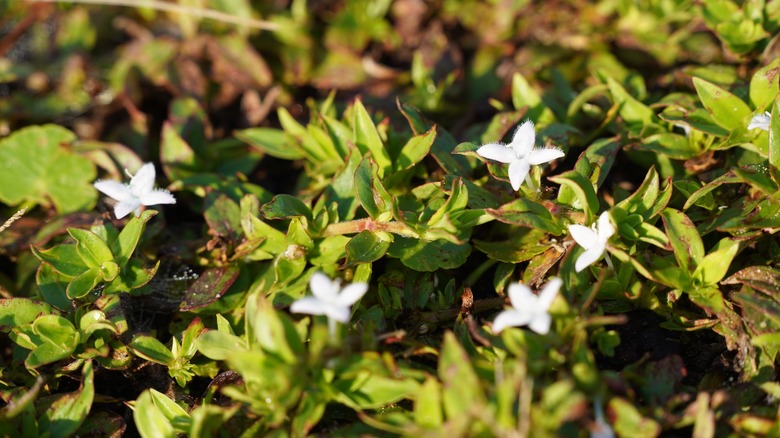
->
[320,218,419,238]
[0,208,27,234]
[25,0,281,31]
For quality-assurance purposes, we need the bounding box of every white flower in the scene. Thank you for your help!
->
[492,277,562,335]
[290,272,368,324]
[476,120,565,191]
[590,398,615,438]
[568,211,615,273]
[748,111,771,131]
[94,163,176,219]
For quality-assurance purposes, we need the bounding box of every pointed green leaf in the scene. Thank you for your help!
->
[770,95,780,172]
[661,209,704,272]
[66,267,103,299]
[396,127,435,171]
[750,58,780,109]
[353,99,391,176]
[129,335,175,366]
[133,390,177,438]
[31,244,88,278]
[355,156,393,220]
[550,170,600,223]
[112,210,157,267]
[344,231,392,267]
[693,238,740,286]
[439,332,485,418]
[39,361,94,438]
[607,77,655,127]
[68,228,114,269]
[693,77,751,131]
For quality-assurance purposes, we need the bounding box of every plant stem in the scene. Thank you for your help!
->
[465,258,497,286]
[321,218,419,238]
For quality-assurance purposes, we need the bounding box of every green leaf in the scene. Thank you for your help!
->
[750,58,780,110]
[262,194,312,222]
[133,390,177,438]
[693,77,752,131]
[428,178,468,228]
[66,267,103,299]
[112,210,157,267]
[0,125,97,213]
[512,72,555,124]
[36,263,72,311]
[607,77,655,127]
[397,100,469,176]
[196,330,247,361]
[615,166,667,219]
[414,377,443,428]
[246,292,304,363]
[439,332,485,419]
[689,286,724,313]
[610,397,661,438]
[0,298,54,332]
[355,156,393,220]
[180,265,240,311]
[396,127,435,171]
[236,127,304,160]
[770,95,780,172]
[486,198,564,235]
[693,238,740,286]
[473,229,549,263]
[550,170,600,223]
[68,228,114,269]
[129,335,175,366]
[38,361,94,438]
[388,237,471,271]
[352,99,392,176]
[661,208,704,272]
[160,122,196,180]
[31,244,88,278]
[25,315,80,368]
[344,231,392,267]
[640,133,701,160]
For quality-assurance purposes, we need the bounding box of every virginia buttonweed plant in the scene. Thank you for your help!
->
[0,1,780,437]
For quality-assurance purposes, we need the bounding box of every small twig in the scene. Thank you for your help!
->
[24,0,281,32]
[0,208,27,234]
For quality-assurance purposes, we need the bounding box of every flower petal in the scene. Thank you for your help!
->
[140,189,176,206]
[537,277,562,311]
[507,282,535,309]
[130,163,157,195]
[476,143,516,163]
[309,272,340,300]
[508,159,530,191]
[747,111,771,131]
[325,303,352,323]
[597,211,615,240]
[569,224,599,250]
[290,297,327,316]
[336,282,368,307]
[510,120,535,157]
[94,180,133,202]
[575,245,605,273]
[114,199,142,220]
[528,312,552,335]
[527,147,565,165]
[492,309,532,333]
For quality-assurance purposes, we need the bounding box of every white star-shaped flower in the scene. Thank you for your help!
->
[748,111,771,131]
[476,120,565,191]
[94,163,176,219]
[492,277,562,335]
[290,272,368,324]
[568,211,615,273]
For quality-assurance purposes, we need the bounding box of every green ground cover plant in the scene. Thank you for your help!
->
[1,0,780,436]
